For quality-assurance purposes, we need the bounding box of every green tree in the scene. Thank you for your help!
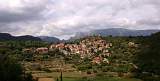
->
[0,54,23,81]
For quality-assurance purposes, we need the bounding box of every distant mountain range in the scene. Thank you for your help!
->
[0,28,159,42]
[0,33,61,43]
[38,36,60,43]
[0,33,41,41]
[71,28,160,39]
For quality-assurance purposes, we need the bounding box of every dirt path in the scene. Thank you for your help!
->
[38,78,55,81]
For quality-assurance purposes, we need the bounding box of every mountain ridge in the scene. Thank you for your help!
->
[72,28,160,39]
[0,33,42,41]
[38,36,60,43]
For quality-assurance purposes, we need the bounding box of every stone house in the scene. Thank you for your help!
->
[36,47,48,54]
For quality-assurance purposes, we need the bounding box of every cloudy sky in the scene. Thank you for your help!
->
[0,0,160,39]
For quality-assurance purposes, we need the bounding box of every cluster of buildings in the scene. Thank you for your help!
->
[23,47,49,54]
[22,36,113,64]
[50,36,112,64]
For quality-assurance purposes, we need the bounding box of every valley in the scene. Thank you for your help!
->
[0,32,160,81]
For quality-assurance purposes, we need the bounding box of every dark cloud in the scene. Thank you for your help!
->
[0,10,40,23]
[0,2,47,23]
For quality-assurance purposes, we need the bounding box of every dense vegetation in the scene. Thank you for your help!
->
[0,40,48,81]
[0,52,35,81]
[134,32,160,81]
[63,32,160,81]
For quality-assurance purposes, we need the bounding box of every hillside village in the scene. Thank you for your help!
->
[0,0,160,80]
[23,36,113,64]
[1,32,160,81]
[21,36,139,73]
[50,36,112,64]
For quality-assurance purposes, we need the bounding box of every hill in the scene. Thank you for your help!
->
[72,28,159,39]
[0,33,41,41]
[38,36,60,43]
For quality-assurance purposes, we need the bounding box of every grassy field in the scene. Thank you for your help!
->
[33,72,86,78]
[63,77,142,81]
[33,72,142,81]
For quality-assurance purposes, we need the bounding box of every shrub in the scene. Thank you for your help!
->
[87,70,92,74]
[96,72,106,77]
[93,70,98,73]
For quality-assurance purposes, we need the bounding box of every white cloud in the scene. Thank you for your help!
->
[0,0,160,39]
